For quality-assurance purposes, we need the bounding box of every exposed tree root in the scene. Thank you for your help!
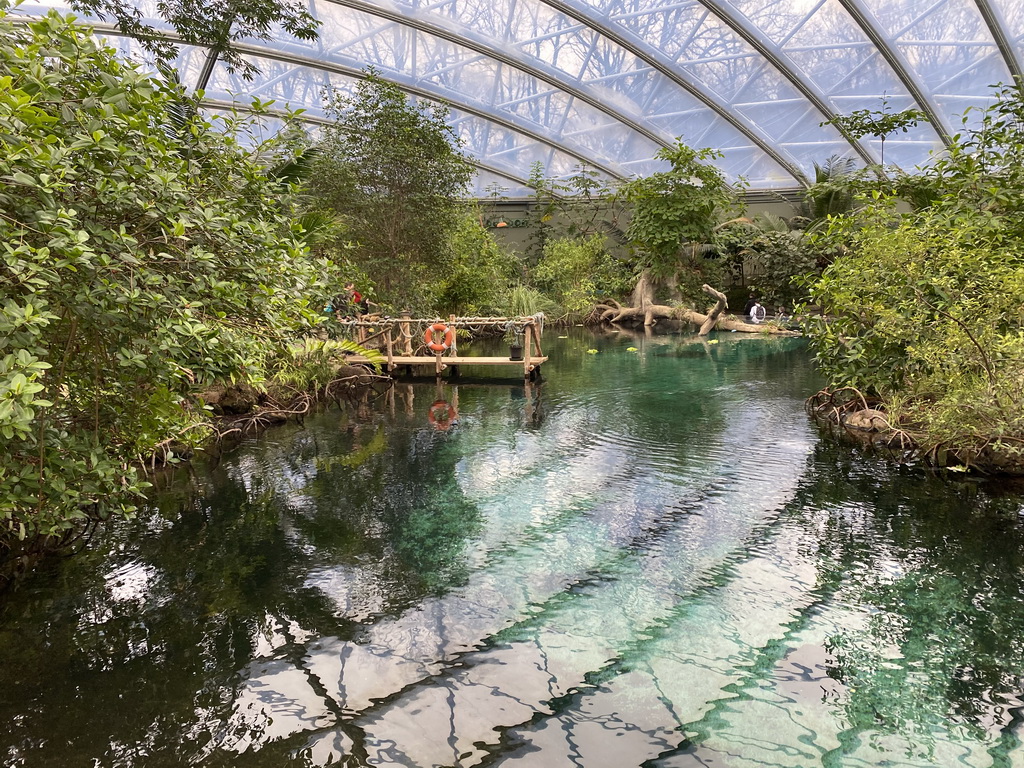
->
[806,387,1024,475]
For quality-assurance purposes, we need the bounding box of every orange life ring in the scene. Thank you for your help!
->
[424,322,454,353]
[427,400,458,430]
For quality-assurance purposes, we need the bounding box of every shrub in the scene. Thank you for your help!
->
[807,201,1024,461]
[533,235,632,321]
[0,8,324,563]
[434,213,520,316]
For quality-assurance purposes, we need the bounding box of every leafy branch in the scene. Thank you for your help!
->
[821,98,928,169]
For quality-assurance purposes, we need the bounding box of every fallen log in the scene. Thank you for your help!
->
[596,284,800,336]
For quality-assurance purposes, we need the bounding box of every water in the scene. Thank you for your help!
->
[3,329,1024,767]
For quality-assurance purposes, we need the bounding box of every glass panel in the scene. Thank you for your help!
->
[868,133,941,172]
[9,0,1017,193]
[861,0,1010,129]
[719,146,804,188]
[992,0,1024,40]
[775,1,899,95]
[731,0,948,162]
[472,170,534,200]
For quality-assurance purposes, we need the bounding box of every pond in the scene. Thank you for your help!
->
[2,329,1024,768]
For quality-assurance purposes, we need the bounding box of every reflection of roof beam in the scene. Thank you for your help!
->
[973,0,1023,80]
[526,0,810,185]
[200,98,536,189]
[696,0,877,166]
[324,0,673,151]
[834,0,952,144]
[74,22,629,180]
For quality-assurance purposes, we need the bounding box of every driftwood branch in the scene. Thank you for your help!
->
[698,284,726,336]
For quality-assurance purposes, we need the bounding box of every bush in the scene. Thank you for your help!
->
[533,235,632,321]
[0,8,324,562]
[807,201,1024,461]
[434,213,520,315]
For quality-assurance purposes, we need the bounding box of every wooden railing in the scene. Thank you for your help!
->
[331,314,547,378]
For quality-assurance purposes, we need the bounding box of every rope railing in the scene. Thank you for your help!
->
[331,315,542,329]
[328,314,546,359]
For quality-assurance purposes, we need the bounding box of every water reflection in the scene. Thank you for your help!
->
[1,332,1023,767]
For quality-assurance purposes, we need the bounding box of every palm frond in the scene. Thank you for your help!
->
[269,147,321,183]
[295,210,341,246]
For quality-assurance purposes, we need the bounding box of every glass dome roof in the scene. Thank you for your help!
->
[16,0,1024,197]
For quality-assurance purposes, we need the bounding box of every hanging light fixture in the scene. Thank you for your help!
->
[495,217,508,228]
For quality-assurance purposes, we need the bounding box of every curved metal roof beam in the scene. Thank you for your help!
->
[511,0,810,185]
[200,97,538,190]
[73,21,629,180]
[693,0,877,166]
[973,0,1023,80]
[322,0,675,153]
[834,0,953,144]
[221,45,630,179]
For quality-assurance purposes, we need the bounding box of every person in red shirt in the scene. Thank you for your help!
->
[344,282,368,316]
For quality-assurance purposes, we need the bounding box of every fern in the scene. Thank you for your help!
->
[269,338,383,394]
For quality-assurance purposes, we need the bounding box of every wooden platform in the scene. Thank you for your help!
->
[338,314,548,379]
[349,354,548,378]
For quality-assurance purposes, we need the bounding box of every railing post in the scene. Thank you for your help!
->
[523,323,533,377]
[385,323,394,370]
[400,310,413,355]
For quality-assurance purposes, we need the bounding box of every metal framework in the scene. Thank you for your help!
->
[14,0,1023,196]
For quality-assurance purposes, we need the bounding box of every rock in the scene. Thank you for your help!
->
[198,383,258,415]
[843,408,890,431]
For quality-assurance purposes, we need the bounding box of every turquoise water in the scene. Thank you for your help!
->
[3,329,1024,767]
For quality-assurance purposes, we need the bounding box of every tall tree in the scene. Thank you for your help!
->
[309,71,475,310]
[610,139,740,316]
[620,140,735,279]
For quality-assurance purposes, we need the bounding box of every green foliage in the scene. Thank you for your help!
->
[0,8,324,557]
[807,83,1024,462]
[807,200,1024,460]
[923,78,1024,228]
[309,71,475,312]
[743,228,819,308]
[716,212,834,308]
[67,0,319,79]
[501,284,556,319]
[800,155,859,223]
[267,338,383,395]
[434,212,520,315]
[524,163,625,264]
[620,139,738,274]
[821,98,928,168]
[533,235,632,321]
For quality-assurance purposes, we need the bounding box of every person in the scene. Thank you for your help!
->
[343,282,368,316]
[748,301,765,324]
[743,293,758,317]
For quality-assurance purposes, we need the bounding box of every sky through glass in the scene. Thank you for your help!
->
[14,0,1024,197]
